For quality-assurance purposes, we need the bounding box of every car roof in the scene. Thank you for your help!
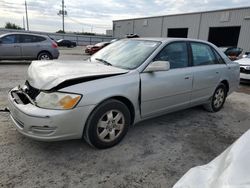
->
[128,37,213,44]
[0,32,48,38]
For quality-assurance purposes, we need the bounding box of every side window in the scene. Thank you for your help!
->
[154,42,188,69]
[212,48,226,64]
[33,36,46,42]
[20,35,33,43]
[20,35,46,43]
[1,35,16,44]
[191,43,217,66]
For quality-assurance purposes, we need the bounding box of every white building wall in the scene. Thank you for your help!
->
[113,7,250,52]
[162,14,201,38]
[133,17,163,37]
[199,8,250,51]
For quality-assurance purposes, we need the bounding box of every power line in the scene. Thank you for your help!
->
[67,16,111,29]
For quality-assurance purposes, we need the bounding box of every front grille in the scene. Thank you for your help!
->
[240,67,250,74]
[11,91,30,104]
[24,81,40,99]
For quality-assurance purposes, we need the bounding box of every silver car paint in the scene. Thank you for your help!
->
[0,33,59,60]
[8,38,240,141]
[27,60,129,90]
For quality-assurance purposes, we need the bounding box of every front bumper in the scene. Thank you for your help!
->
[240,73,250,80]
[8,87,95,141]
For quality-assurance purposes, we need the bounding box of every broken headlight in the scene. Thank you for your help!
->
[35,92,82,110]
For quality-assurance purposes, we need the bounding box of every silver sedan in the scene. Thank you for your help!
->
[8,38,240,149]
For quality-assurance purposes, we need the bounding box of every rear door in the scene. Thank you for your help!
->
[0,34,21,60]
[189,42,227,105]
[19,35,45,59]
[140,41,193,117]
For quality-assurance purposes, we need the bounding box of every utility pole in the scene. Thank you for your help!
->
[57,0,67,32]
[62,0,64,32]
[23,16,25,30]
[25,0,29,31]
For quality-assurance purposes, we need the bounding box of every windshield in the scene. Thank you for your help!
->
[90,39,161,70]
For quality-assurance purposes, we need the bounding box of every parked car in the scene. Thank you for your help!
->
[85,42,110,55]
[220,47,243,61]
[8,38,239,149]
[126,34,140,38]
[57,39,76,48]
[235,54,250,81]
[0,33,59,60]
[110,38,119,43]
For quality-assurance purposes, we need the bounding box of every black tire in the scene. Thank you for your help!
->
[203,83,227,112]
[37,52,52,60]
[84,99,131,149]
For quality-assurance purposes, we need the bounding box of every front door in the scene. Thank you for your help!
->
[0,34,21,60]
[140,42,193,118]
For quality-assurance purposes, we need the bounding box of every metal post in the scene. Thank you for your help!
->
[23,16,25,30]
[62,0,65,32]
[25,0,29,31]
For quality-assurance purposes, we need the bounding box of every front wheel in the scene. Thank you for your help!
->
[203,83,227,112]
[84,99,131,149]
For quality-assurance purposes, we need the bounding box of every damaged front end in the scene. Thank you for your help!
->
[11,81,40,105]
[11,81,83,111]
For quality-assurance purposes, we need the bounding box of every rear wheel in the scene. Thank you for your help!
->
[37,52,52,60]
[203,83,227,112]
[84,99,130,149]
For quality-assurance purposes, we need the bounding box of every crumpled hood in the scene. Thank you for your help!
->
[27,60,128,90]
[235,58,250,66]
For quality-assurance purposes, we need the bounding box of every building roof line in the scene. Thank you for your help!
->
[113,6,250,22]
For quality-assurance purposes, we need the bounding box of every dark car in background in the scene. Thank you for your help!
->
[126,34,140,38]
[220,47,243,61]
[57,39,76,48]
[0,33,59,60]
[85,42,110,55]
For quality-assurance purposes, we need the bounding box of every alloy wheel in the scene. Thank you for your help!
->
[97,110,125,142]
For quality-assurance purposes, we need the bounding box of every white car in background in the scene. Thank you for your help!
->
[235,54,250,81]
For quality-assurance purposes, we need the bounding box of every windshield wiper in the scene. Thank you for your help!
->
[95,58,112,66]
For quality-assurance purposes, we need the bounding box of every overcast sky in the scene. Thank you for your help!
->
[0,0,249,34]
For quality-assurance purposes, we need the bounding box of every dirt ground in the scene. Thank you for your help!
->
[0,54,250,187]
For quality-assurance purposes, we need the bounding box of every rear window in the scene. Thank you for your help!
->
[191,42,217,66]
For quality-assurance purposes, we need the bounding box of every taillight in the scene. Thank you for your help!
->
[52,41,58,48]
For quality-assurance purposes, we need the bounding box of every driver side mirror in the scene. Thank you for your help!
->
[144,61,170,72]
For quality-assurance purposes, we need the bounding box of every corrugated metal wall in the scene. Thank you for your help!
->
[162,13,201,38]
[113,7,250,52]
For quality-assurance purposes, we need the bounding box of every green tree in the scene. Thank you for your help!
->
[5,22,22,30]
[56,30,66,34]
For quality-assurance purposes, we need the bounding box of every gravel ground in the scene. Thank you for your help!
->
[0,53,250,187]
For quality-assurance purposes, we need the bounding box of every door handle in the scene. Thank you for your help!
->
[14,45,20,47]
[184,74,192,80]
[216,71,219,74]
